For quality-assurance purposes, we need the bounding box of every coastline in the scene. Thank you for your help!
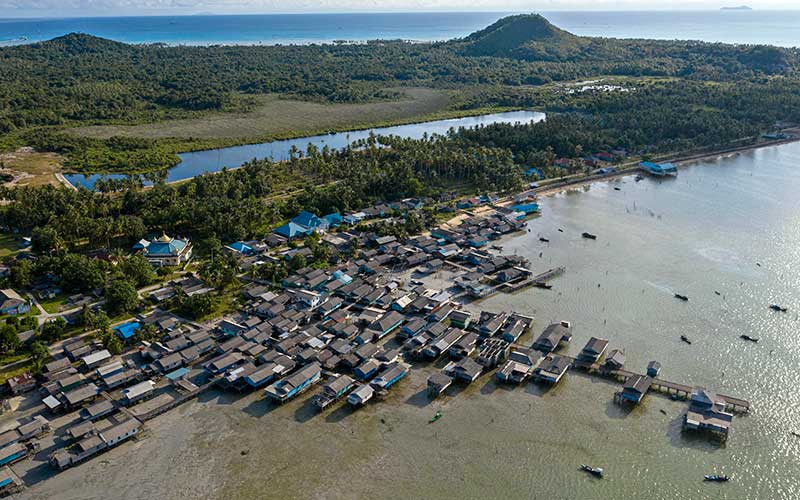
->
[533,132,800,197]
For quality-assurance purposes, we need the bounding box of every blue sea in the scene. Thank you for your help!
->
[1,11,800,47]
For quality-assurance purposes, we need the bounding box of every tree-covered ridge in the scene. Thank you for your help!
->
[1,14,798,140]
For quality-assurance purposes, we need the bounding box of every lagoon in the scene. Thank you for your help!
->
[64,110,545,190]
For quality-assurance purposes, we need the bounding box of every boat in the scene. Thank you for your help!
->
[429,410,442,424]
[680,335,692,345]
[491,245,503,251]
[714,291,721,296]
[659,409,668,415]
[635,174,644,182]
[769,304,788,312]
[582,232,597,240]
[533,282,552,290]
[703,475,729,482]
[539,237,549,243]
[790,431,800,438]
[740,334,759,343]
[580,464,604,478]
[557,228,564,232]
[674,294,689,302]
[613,187,621,191]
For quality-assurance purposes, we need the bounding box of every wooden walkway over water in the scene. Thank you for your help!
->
[513,346,751,413]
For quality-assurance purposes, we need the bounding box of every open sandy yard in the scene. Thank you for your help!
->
[0,148,64,188]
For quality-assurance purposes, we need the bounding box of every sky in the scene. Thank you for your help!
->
[0,0,796,18]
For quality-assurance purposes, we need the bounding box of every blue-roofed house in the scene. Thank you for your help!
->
[511,203,539,215]
[113,321,141,340]
[639,161,677,177]
[227,241,255,256]
[274,222,313,240]
[141,234,193,267]
[292,211,328,231]
[523,167,544,179]
[323,213,343,228]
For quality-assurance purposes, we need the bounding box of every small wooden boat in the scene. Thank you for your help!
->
[740,334,759,343]
[674,294,689,302]
[703,475,729,482]
[580,464,604,478]
[635,174,644,182]
[429,410,443,424]
[790,431,800,438]
[680,335,692,345]
[557,228,564,232]
[659,409,667,415]
[533,282,552,290]
[582,232,597,240]
[714,291,721,296]
[613,187,621,191]
[491,245,503,251]
[769,304,788,312]
[539,237,549,243]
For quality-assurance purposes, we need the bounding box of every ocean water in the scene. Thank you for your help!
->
[1,10,800,47]
[64,110,545,189]
[18,142,800,500]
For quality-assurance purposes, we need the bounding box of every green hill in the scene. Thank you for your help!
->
[461,14,582,58]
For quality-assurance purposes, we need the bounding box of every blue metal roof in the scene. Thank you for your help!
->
[165,367,190,381]
[229,241,254,254]
[274,222,312,239]
[292,210,324,229]
[145,237,188,257]
[114,321,141,340]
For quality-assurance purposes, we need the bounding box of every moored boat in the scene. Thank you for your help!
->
[674,294,689,301]
[580,464,604,478]
[429,410,443,423]
[680,335,692,345]
[539,237,549,243]
[739,334,759,343]
[582,232,597,240]
[769,304,788,312]
[703,474,729,482]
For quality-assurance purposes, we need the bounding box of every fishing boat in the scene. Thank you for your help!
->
[491,245,503,251]
[714,291,721,296]
[769,304,788,312]
[533,282,552,290]
[557,228,564,232]
[539,237,550,243]
[580,464,604,478]
[674,294,689,302]
[613,187,621,191]
[582,232,597,240]
[429,410,442,424]
[740,334,759,343]
[680,335,692,345]
[703,475,729,482]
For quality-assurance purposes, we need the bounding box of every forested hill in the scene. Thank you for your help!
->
[2,13,798,134]
[455,14,796,71]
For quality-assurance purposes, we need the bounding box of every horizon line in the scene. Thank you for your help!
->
[4,8,800,21]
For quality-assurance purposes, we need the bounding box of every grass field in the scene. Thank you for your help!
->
[0,147,63,187]
[0,233,23,258]
[68,88,454,141]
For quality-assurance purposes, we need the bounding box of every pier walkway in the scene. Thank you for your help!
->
[511,345,751,413]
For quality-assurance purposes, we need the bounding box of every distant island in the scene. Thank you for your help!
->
[721,5,753,10]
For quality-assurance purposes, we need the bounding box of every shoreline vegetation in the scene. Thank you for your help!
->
[532,130,800,197]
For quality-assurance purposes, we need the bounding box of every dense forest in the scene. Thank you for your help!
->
[1,15,799,172]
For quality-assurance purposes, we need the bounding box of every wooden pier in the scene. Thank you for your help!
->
[513,344,750,413]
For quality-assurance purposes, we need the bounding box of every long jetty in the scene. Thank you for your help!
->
[511,344,750,413]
